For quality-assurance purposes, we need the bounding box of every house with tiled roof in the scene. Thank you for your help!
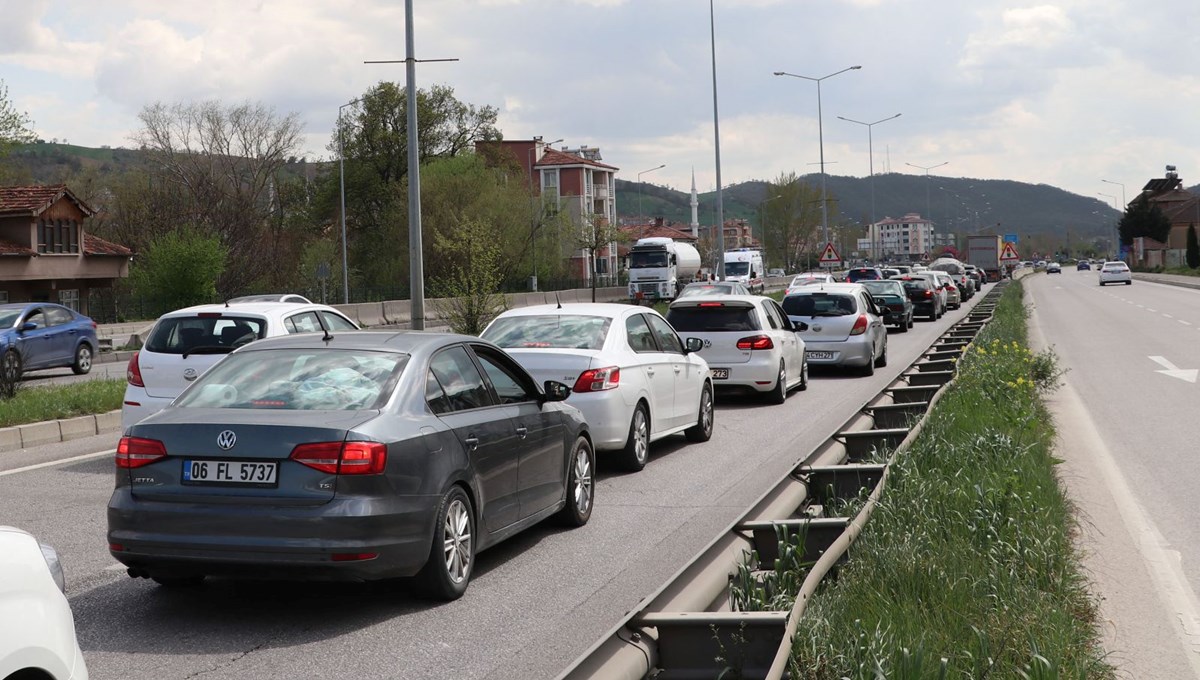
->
[1138,167,1200,261]
[0,184,131,314]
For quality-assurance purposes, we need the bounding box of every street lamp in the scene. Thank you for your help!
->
[838,112,901,261]
[758,194,782,268]
[773,65,862,250]
[637,164,666,220]
[528,138,563,292]
[1101,179,1126,212]
[709,0,726,278]
[1099,192,1119,257]
[905,161,949,224]
[337,97,360,304]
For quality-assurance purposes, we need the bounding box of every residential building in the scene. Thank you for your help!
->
[1138,166,1200,265]
[0,184,131,314]
[869,213,934,260]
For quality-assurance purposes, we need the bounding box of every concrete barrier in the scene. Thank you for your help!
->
[0,427,21,452]
[19,421,61,448]
[355,302,387,328]
[96,410,122,434]
[59,415,98,442]
[332,303,360,326]
[382,300,412,325]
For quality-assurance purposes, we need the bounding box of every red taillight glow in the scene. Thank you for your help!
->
[698,302,724,307]
[331,552,379,562]
[116,436,167,468]
[923,290,933,298]
[109,543,125,552]
[573,366,620,393]
[736,335,774,350]
[126,351,144,387]
[849,315,869,336]
[290,441,388,475]
[947,285,957,292]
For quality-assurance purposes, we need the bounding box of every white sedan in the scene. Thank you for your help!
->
[666,295,807,403]
[786,273,836,294]
[1099,261,1132,285]
[482,304,714,472]
[0,527,88,680]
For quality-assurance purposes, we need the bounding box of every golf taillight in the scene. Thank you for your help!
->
[573,366,620,392]
[849,315,869,336]
[923,290,933,298]
[116,437,167,468]
[736,335,774,350]
[290,441,388,475]
[126,351,144,387]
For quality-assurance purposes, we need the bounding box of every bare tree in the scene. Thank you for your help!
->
[763,172,824,272]
[575,213,628,302]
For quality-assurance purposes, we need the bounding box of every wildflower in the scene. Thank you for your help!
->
[977,347,987,355]
[1006,381,1016,388]
[1016,376,1026,385]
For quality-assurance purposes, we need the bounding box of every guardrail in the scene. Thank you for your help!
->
[556,282,1009,680]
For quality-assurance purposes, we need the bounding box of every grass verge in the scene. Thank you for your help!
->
[0,379,125,428]
[788,280,1115,679]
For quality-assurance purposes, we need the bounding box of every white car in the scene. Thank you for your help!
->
[666,295,807,403]
[122,301,359,430]
[481,303,714,472]
[1099,261,1132,285]
[0,527,87,680]
[786,273,836,294]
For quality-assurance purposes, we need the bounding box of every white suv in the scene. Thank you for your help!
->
[121,302,359,429]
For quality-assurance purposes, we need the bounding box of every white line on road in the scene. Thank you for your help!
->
[0,449,112,477]
[1149,308,1159,312]
[1164,314,1174,319]
[1181,320,1192,326]
[1149,356,1199,384]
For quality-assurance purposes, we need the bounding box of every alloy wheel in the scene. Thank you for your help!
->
[632,408,649,464]
[442,498,472,584]
[572,443,593,515]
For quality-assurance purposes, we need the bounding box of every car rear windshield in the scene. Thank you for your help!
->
[144,315,267,355]
[174,349,407,411]
[782,293,857,317]
[847,269,880,282]
[895,278,931,293]
[482,315,612,350]
[931,263,963,275]
[860,281,903,296]
[666,305,759,332]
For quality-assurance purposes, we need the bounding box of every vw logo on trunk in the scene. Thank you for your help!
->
[216,430,237,450]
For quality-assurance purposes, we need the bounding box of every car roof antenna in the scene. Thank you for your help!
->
[555,292,562,309]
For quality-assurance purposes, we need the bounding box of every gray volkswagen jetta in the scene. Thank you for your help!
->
[107,331,593,600]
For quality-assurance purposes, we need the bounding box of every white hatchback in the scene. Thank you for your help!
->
[666,295,807,403]
[1099,261,1132,285]
[121,301,359,430]
[481,303,714,472]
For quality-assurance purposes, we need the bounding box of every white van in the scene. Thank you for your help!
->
[722,250,766,293]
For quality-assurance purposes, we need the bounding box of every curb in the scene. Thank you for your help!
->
[0,409,122,453]
[96,350,136,366]
[1131,273,1200,290]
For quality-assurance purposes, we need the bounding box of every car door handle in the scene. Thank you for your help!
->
[673,366,681,374]
[515,426,528,439]
[646,368,655,376]
[464,436,479,450]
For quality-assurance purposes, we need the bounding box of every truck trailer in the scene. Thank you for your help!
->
[627,237,703,302]
[967,235,1003,282]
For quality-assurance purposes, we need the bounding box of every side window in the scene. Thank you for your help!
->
[284,317,299,333]
[286,312,322,334]
[45,306,73,326]
[761,303,780,329]
[426,370,451,415]
[320,311,357,331]
[645,314,684,354]
[471,345,536,405]
[625,314,658,353]
[767,301,789,329]
[428,346,495,412]
[861,293,877,315]
[24,309,45,329]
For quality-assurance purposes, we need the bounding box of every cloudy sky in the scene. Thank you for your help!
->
[2,0,1197,204]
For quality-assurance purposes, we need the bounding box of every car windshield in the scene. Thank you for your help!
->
[0,310,22,328]
[724,262,750,276]
[145,315,267,355]
[482,315,612,350]
[666,305,758,332]
[629,251,667,268]
[782,294,857,317]
[174,349,406,411]
[679,283,738,298]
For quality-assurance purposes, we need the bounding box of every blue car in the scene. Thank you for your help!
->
[0,303,98,381]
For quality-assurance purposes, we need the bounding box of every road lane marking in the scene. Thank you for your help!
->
[0,449,112,477]
[1149,308,1158,312]
[1181,320,1193,326]
[1164,314,1174,319]
[1149,356,1199,383]
[1138,305,1146,308]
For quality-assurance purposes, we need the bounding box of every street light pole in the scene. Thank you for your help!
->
[709,0,726,279]
[838,112,900,261]
[337,98,359,304]
[773,65,862,250]
[906,161,948,253]
[1102,180,1126,257]
[528,138,562,292]
[1099,192,1119,257]
[637,164,666,220]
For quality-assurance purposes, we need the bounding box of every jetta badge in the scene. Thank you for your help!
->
[216,430,237,450]
[183,367,198,381]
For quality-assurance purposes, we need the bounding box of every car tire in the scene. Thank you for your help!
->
[907,314,915,329]
[766,361,787,404]
[875,338,888,368]
[797,358,808,391]
[152,575,205,588]
[72,343,93,375]
[618,403,651,472]
[684,383,715,442]
[556,436,594,527]
[859,355,876,376]
[2,350,21,383]
[1125,281,1132,285]
[895,318,908,333]
[415,485,474,601]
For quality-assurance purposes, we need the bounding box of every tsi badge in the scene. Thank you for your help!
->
[216,430,237,451]
[183,367,198,381]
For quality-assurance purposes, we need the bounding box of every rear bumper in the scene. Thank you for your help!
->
[107,488,438,581]
[708,353,778,392]
[805,340,873,367]
[567,391,635,451]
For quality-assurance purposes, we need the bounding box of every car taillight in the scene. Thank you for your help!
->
[736,335,774,350]
[126,351,144,387]
[947,285,957,292]
[290,441,388,475]
[573,366,620,393]
[90,321,98,330]
[850,315,869,336]
[116,436,167,468]
[923,290,933,298]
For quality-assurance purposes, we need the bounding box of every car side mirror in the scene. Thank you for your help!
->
[19,321,36,332]
[542,380,571,402]
[684,336,704,353]
[873,296,888,308]
[793,321,809,332]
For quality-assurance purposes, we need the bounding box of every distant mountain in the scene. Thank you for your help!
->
[620,173,1121,241]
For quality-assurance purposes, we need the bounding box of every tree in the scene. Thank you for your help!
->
[575,213,628,302]
[1117,194,1171,246]
[762,173,823,272]
[0,79,36,180]
[429,217,507,335]
[1187,224,1199,269]
[130,226,227,314]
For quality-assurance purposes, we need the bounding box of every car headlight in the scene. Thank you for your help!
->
[39,541,66,593]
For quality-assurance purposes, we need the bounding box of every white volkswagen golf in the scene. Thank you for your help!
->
[482,303,714,472]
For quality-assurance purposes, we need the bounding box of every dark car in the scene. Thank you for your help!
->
[107,331,592,600]
[860,280,914,332]
[846,267,885,283]
[0,303,98,381]
[891,275,943,321]
[1076,261,1091,271]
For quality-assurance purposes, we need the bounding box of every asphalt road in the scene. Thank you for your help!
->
[1,291,987,680]
[1026,269,1200,678]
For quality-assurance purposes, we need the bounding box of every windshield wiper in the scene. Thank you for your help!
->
[182,345,233,359]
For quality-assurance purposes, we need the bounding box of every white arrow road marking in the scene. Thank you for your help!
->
[1149,356,1199,383]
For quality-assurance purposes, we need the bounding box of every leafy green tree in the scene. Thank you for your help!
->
[130,227,227,314]
[1187,224,1199,269]
[429,217,507,335]
[1117,194,1171,246]
[762,172,823,272]
[0,80,36,180]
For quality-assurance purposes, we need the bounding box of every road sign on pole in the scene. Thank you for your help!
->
[1003,233,1018,244]
[999,242,1020,262]
[818,241,842,268]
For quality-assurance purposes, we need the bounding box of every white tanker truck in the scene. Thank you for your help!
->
[627,237,703,303]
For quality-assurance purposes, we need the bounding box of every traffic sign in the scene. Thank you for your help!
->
[818,242,842,266]
[999,242,1020,262]
[1003,233,1019,244]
